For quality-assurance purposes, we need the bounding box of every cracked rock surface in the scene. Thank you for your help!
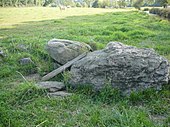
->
[46,39,92,65]
[36,81,72,97]
[48,91,72,97]
[36,81,65,92]
[70,42,169,94]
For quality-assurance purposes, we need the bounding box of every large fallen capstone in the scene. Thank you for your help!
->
[46,39,92,65]
[70,42,169,94]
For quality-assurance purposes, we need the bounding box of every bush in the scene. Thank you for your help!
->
[166,9,170,19]
[133,0,143,10]
[143,8,149,11]
[149,8,170,20]
[49,3,57,7]
[149,8,160,14]
[76,2,82,7]
[92,0,99,8]
[160,9,170,19]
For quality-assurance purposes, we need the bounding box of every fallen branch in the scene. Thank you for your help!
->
[41,53,87,81]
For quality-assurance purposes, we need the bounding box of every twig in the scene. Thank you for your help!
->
[36,120,47,127]
[42,53,87,81]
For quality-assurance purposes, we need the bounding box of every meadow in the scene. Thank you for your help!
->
[0,7,170,127]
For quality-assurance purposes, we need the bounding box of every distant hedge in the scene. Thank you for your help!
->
[143,8,149,11]
[149,8,170,20]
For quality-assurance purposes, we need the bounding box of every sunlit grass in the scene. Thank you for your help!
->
[0,7,133,28]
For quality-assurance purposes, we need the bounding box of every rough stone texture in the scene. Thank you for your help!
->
[46,39,92,65]
[19,57,33,65]
[53,62,61,69]
[70,42,169,94]
[25,74,41,82]
[48,91,72,97]
[17,44,28,51]
[36,81,65,92]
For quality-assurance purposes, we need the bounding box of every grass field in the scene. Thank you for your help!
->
[0,7,170,127]
[0,7,132,28]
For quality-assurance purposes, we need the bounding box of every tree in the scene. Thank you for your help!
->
[117,0,126,8]
[157,0,168,8]
[92,0,99,8]
[143,0,155,6]
[43,0,55,6]
[84,0,93,7]
[133,0,143,10]
[99,0,110,8]
[0,0,55,7]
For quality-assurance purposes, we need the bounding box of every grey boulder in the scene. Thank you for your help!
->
[48,91,72,97]
[19,57,33,65]
[17,44,28,51]
[36,81,65,92]
[46,39,92,65]
[70,42,169,94]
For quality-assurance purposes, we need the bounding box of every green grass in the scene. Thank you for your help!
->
[0,7,132,28]
[0,8,170,127]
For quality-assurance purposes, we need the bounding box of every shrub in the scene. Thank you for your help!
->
[161,8,170,19]
[133,0,143,10]
[166,8,170,19]
[76,2,82,7]
[143,8,149,11]
[149,8,160,14]
[92,0,99,8]
[149,8,170,20]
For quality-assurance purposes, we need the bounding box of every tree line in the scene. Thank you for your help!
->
[92,0,170,8]
[0,0,169,7]
[0,0,72,7]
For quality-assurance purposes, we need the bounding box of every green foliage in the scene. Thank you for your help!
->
[76,2,82,7]
[157,0,168,7]
[91,0,127,8]
[133,0,143,10]
[0,0,44,7]
[143,8,149,11]
[92,0,99,8]
[98,0,110,8]
[43,0,55,7]
[150,8,170,19]
[149,8,160,14]
[117,0,127,8]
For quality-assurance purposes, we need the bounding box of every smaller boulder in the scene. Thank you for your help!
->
[48,91,72,97]
[46,39,92,65]
[17,44,28,51]
[25,73,41,82]
[19,57,33,65]
[36,81,65,92]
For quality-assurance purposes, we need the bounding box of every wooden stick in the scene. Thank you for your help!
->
[41,53,87,81]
